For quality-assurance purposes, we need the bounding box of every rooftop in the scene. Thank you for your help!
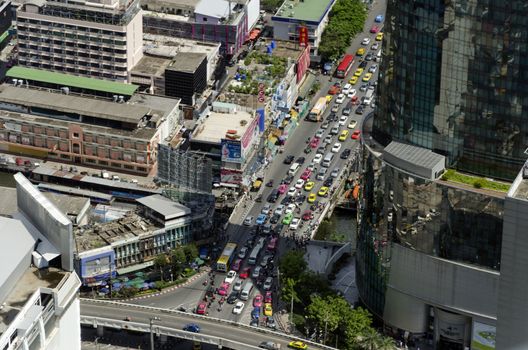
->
[194,0,234,19]
[509,161,528,201]
[166,52,207,73]
[384,141,445,171]
[273,0,335,23]
[137,194,191,220]
[6,66,139,96]
[192,104,255,144]
[132,55,172,76]
[43,192,90,218]
[255,39,305,61]
[0,187,17,217]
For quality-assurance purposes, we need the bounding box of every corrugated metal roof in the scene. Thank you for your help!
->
[136,194,191,220]
[384,141,444,171]
[0,216,36,287]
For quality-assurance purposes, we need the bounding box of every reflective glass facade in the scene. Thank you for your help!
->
[374,0,528,180]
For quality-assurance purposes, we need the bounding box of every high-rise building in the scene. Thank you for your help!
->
[357,1,528,349]
[373,0,528,180]
[16,0,143,82]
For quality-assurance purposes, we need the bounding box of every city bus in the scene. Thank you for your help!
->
[216,242,238,272]
[248,241,264,265]
[335,54,355,79]
[308,97,328,122]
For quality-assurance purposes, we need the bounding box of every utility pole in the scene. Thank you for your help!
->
[149,316,160,350]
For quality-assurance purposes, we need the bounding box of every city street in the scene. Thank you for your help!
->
[132,0,387,330]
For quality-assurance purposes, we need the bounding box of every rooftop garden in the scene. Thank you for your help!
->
[441,169,511,192]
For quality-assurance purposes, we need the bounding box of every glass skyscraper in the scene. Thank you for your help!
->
[356,1,528,349]
[373,0,528,180]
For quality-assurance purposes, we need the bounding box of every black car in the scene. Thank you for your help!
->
[262,223,272,234]
[296,195,307,204]
[281,195,292,205]
[324,177,334,187]
[270,214,280,224]
[341,148,351,159]
[227,291,238,304]
[296,156,306,164]
[283,155,295,164]
[267,189,279,203]
[359,60,368,68]
[304,145,312,154]
[274,224,284,234]
[206,286,215,297]
[283,175,294,184]
[356,106,365,115]
[328,112,337,122]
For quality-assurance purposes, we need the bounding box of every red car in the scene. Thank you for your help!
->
[240,267,251,279]
[196,302,207,315]
[278,184,288,194]
[310,137,320,149]
[370,25,380,33]
[302,210,314,221]
[218,282,230,296]
[300,169,311,181]
[253,294,264,308]
[351,95,360,105]
[232,259,242,271]
[264,291,272,304]
[351,130,361,140]
[327,85,340,95]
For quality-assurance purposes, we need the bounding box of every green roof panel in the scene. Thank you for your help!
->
[6,66,139,96]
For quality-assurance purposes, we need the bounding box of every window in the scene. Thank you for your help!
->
[73,132,79,139]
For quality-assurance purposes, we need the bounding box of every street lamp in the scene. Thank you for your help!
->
[149,316,161,350]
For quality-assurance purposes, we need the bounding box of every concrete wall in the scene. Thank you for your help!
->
[125,9,144,73]
[384,244,499,332]
[0,245,32,305]
[496,193,528,350]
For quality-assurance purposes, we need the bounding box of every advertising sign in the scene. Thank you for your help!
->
[438,318,465,342]
[299,26,308,47]
[471,322,496,350]
[241,115,259,150]
[221,168,243,185]
[221,139,242,163]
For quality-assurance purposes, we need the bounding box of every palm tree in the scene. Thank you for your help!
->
[376,335,397,350]
[352,328,383,350]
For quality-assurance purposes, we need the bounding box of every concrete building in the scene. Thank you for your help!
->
[164,52,207,106]
[0,173,81,349]
[142,0,260,56]
[0,84,181,175]
[190,102,261,187]
[16,0,143,82]
[75,190,214,285]
[271,0,336,58]
[43,192,90,226]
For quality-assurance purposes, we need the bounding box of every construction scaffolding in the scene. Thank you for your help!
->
[157,143,213,193]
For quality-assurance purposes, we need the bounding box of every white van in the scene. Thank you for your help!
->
[363,90,374,105]
[288,163,301,175]
[375,49,382,62]
[322,153,334,168]
[240,281,254,301]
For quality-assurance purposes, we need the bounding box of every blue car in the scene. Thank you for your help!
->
[252,307,261,320]
[183,323,201,333]
[256,214,267,225]
[375,14,384,23]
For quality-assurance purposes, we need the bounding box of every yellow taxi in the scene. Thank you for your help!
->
[318,186,329,197]
[308,193,317,203]
[325,95,333,103]
[376,32,384,41]
[356,47,366,56]
[362,72,373,82]
[288,341,308,350]
[338,129,349,141]
[304,181,315,191]
[349,76,358,85]
[264,303,273,316]
[354,68,364,77]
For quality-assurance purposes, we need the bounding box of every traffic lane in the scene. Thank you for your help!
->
[81,302,296,350]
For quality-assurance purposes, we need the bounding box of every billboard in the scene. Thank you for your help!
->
[471,322,496,350]
[221,139,242,163]
[221,168,243,185]
[299,26,308,47]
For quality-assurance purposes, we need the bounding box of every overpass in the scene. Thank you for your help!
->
[81,299,337,350]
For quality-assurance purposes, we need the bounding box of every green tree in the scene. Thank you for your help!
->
[183,244,199,264]
[279,250,307,282]
[351,327,383,350]
[376,336,396,350]
[171,246,187,276]
[306,295,342,344]
[281,278,301,330]
[153,253,168,268]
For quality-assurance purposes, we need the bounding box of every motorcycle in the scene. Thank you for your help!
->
[266,180,274,187]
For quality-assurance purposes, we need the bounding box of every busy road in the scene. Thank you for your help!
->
[131,0,386,334]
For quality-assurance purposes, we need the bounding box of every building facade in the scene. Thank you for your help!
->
[373,0,528,180]
[16,0,143,82]
[357,1,528,348]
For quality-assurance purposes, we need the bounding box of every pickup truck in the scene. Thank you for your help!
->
[259,341,281,350]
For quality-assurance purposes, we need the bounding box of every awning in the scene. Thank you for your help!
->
[116,261,153,275]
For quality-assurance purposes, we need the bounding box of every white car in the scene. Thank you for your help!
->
[331,168,340,178]
[362,37,371,45]
[287,187,297,196]
[252,266,262,278]
[233,301,245,314]
[331,143,342,153]
[243,216,253,226]
[233,279,243,291]
[225,270,237,284]
[313,154,323,164]
[371,42,379,50]
[331,105,339,113]
[335,93,345,104]
[347,89,357,98]
[323,135,332,147]
[285,203,296,214]
[369,64,378,73]
[274,204,285,216]
[238,247,248,259]
[261,203,271,215]
[347,120,357,129]
[289,218,300,230]
[338,115,348,126]
[342,83,351,94]
[263,277,273,291]
[315,129,325,138]
[294,179,305,189]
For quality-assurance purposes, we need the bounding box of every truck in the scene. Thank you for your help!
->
[363,89,374,105]
[258,341,281,349]
[308,97,327,122]
[252,177,264,192]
